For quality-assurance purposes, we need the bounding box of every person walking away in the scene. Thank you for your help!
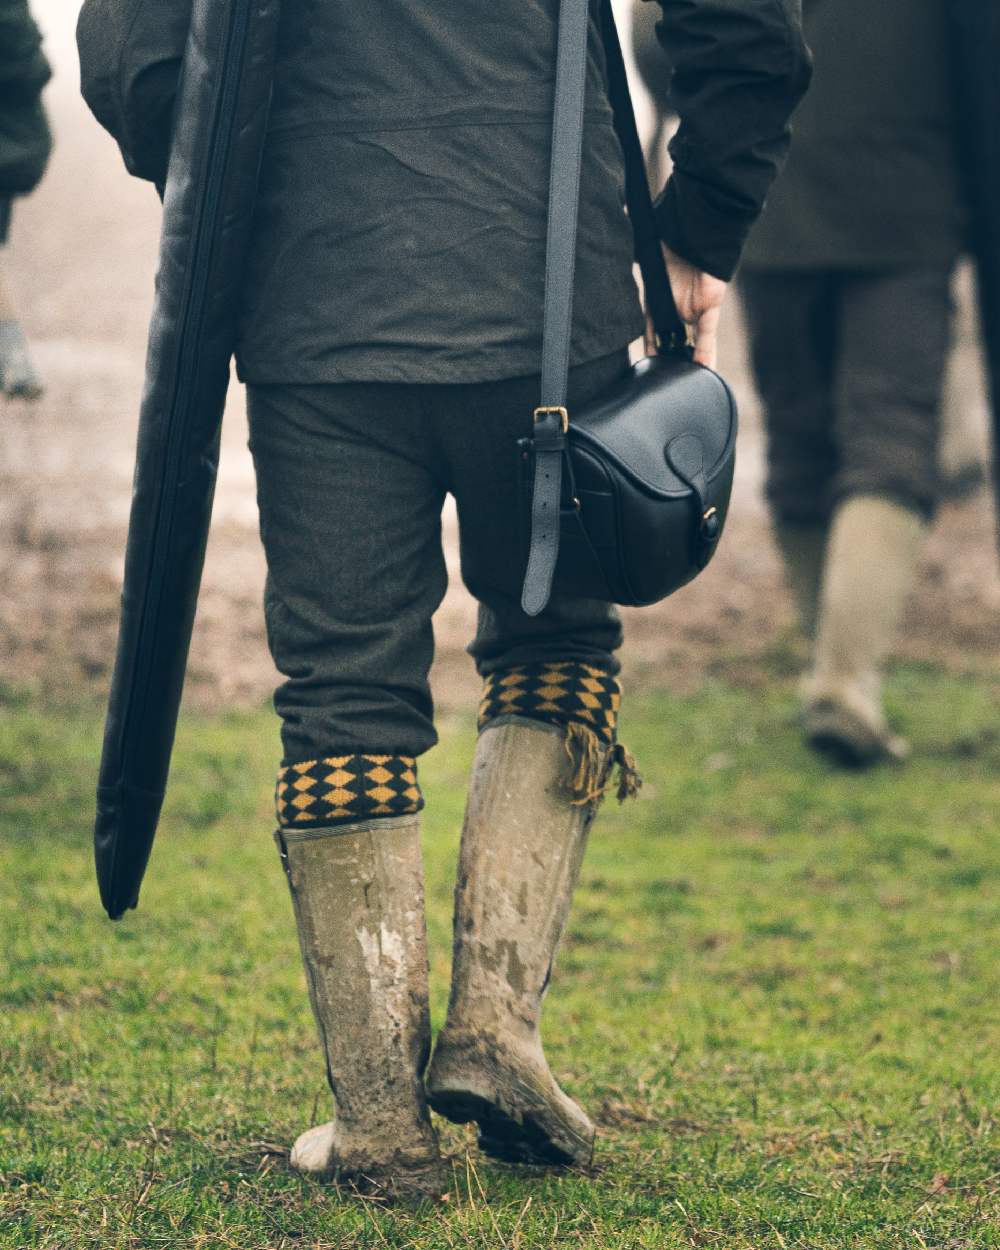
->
[737,0,966,765]
[629,0,987,506]
[78,0,810,1201]
[0,0,51,400]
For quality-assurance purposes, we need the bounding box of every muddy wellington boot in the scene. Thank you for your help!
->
[426,718,609,1167]
[802,494,925,766]
[277,817,447,1202]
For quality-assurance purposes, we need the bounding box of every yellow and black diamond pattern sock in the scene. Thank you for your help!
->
[478,661,621,744]
[478,662,639,805]
[276,753,423,828]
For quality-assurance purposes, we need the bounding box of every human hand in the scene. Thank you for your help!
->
[643,246,728,371]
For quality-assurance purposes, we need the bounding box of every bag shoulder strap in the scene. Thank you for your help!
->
[520,0,590,616]
[521,0,686,616]
[600,0,688,351]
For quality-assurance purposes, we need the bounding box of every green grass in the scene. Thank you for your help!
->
[1,666,999,1248]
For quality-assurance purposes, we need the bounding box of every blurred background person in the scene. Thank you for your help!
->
[0,0,51,400]
[633,0,978,766]
[736,0,967,766]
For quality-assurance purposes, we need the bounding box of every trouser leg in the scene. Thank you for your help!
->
[442,351,627,676]
[832,267,951,519]
[739,271,839,637]
[444,350,633,791]
[802,269,950,765]
[423,352,631,1165]
[248,381,449,798]
[740,270,840,526]
[247,382,448,1197]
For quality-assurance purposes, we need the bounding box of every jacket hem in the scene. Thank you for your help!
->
[235,317,644,387]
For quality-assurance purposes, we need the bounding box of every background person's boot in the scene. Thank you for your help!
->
[936,272,988,501]
[773,520,827,641]
[802,494,926,766]
[277,816,447,1202]
[937,391,987,501]
[0,274,43,400]
[426,719,604,1167]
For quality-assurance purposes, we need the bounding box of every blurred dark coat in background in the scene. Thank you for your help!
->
[0,0,52,238]
[741,0,964,271]
[738,0,965,524]
[75,0,190,188]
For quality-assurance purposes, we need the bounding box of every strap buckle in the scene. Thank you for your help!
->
[534,405,569,434]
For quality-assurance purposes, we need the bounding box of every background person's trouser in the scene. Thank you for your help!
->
[738,267,954,523]
[247,349,627,790]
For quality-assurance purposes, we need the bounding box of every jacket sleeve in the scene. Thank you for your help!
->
[0,0,53,196]
[646,0,812,280]
[77,0,193,185]
[0,0,51,103]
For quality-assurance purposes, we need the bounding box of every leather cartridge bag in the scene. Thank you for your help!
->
[520,0,737,615]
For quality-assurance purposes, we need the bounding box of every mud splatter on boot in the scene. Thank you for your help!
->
[277,816,448,1202]
[426,719,622,1166]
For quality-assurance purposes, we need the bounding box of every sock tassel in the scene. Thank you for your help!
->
[564,721,642,807]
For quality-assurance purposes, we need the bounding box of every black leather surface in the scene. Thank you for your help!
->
[77,0,194,186]
[94,0,282,918]
[570,355,735,498]
[557,353,737,606]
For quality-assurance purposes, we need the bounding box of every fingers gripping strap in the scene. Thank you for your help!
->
[276,753,424,827]
[521,0,590,617]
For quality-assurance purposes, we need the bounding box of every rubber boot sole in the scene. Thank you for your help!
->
[804,699,909,769]
[429,1085,580,1166]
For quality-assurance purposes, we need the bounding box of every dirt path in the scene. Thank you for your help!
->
[2,3,998,714]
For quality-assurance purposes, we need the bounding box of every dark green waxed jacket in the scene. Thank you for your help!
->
[0,0,52,195]
[76,0,190,186]
[78,0,811,281]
